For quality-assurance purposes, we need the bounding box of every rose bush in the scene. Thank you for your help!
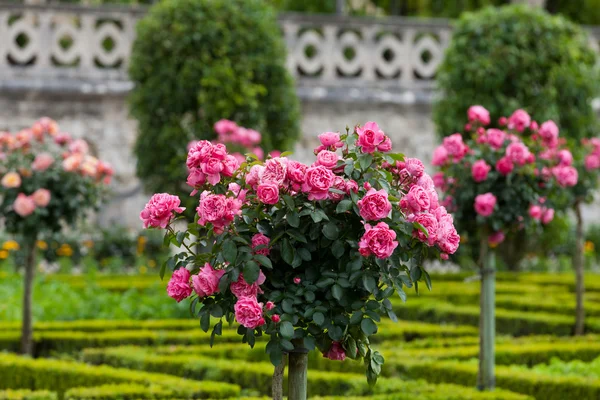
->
[141,121,458,384]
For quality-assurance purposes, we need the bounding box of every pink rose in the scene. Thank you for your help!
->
[31,189,51,207]
[377,136,392,152]
[262,157,288,186]
[542,208,555,225]
[257,182,279,205]
[167,268,192,302]
[68,139,89,154]
[404,158,424,179]
[556,150,573,166]
[431,145,448,166]
[435,207,460,255]
[539,121,559,149]
[467,105,491,126]
[252,147,265,161]
[197,192,237,233]
[13,193,36,217]
[246,165,265,188]
[443,134,468,162]
[286,161,308,192]
[486,129,506,150]
[214,119,238,135]
[192,263,225,297]
[252,233,270,256]
[488,231,505,247]
[328,176,348,202]
[433,172,445,189]
[316,150,339,169]
[222,155,240,177]
[234,296,265,329]
[32,153,55,171]
[530,121,539,131]
[294,277,301,284]
[318,132,343,148]
[272,314,281,323]
[498,116,508,126]
[529,205,542,220]
[324,341,346,361]
[230,271,266,298]
[302,165,335,201]
[553,166,578,187]
[266,301,275,310]
[356,121,385,153]
[471,160,491,182]
[508,109,531,132]
[409,213,438,246]
[1,172,21,188]
[140,193,185,229]
[187,140,213,169]
[401,185,430,214]
[585,154,600,171]
[62,155,82,172]
[474,193,496,217]
[54,132,71,145]
[357,188,392,220]
[506,142,531,166]
[496,156,514,175]
[187,169,206,194]
[358,222,398,259]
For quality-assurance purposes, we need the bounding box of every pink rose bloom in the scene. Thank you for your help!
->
[553,166,578,187]
[431,145,448,166]
[272,314,281,323]
[252,233,270,256]
[585,154,600,170]
[328,176,347,202]
[222,155,240,177]
[230,271,266,298]
[266,301,275,310]
[32,153,55,171]
[529,205,542,220]
[246,165,265,189]
[246,129,261,145]
[294,277,301,284]
[530,121,539,131]
[192,263,225,297]
[214,119,238,135]
[54,132,71,145]
[471,160,491,183]
[252,147,265,161]
[376,136,392,153]
[488,231,505,247]
[358,222,398,259]
[68,139,89,154]
[538,121,559,149]
[316,150,339,169]
[257,182,279,205]
[433,172,445,189]
[409,213,438,246]
[318,132,343,148]
[228,183,247,203]
[357,188,392,221]
[286,161,308,192]
[234,296,265,329]
[507,109,531,132]
[435,207,460,255]
[496,156,514,175]
[506,142,531,166]
[467,105,491,126]
[1,172,21,188]
[187,140,213,169]
[346,179,359,194]
[443,134,468,161]
[262,157,288,186]
[474,193,496,217]
[63,154,82,172]
[13,193,36,217]
[542,208,555,224]
[302,165,335,201]
[401,185,430,214]
[486,129,506,150]
[187,169,206,194]
[324,341,346,361]
[404,158,424,179]
[356,121,385,153]
[31,189,51,207]
[557,150,573,166]
[197,192,236,233]
[140,193,185,229]
[201,157,224,184]
[167,268,192,302]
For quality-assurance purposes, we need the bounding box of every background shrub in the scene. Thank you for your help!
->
[433,5,599,142]
[129,0,301,207]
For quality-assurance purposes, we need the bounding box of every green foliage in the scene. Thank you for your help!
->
[0,353,240,399]
[520,355,600,379]
[129,0,300,205]
[433,5,599,142]
[0,390,56,400]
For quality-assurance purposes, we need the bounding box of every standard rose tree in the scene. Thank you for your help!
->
[433,106,577,390]
[0,118,112,355]
[141,121,458,399]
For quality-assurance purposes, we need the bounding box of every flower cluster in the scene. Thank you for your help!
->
[141,121,457,383]
[0,118,111,235]
[434,106,577,246]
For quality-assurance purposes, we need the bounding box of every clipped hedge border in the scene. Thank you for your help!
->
[391,359,600,400]
[64,384,184,400]
[0,353,239,399]
[495,295,600,317]
[0,390,56,400]
[392,300,600,336]
[0,321,477,356]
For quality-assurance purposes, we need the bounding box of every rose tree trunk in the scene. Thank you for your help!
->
[574,202,585,336]
[478,237,495,390]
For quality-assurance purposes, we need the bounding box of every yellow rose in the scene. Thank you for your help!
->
[1,172,21,188]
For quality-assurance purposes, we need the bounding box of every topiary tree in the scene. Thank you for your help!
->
[433,4,599,142]
[129,0,301,208]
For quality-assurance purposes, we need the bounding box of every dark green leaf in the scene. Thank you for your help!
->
[360,318,378,335]
[281,238,294,265]
[322,222,339,240]
[362,275,377,292]
[332,241,345,258]
[316,277,335,289]
[298,248,312,261]
[287,229,307,243]
[280,321,294,339]
[222,240,238,264]
[332,284,343,301]
[336,199,353,213]
[243,261,260,284]
[313,312,325,326]
[283,195,295,210]
[287,211,300,228]
[254,255,272,269]
[358,153,374,171]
